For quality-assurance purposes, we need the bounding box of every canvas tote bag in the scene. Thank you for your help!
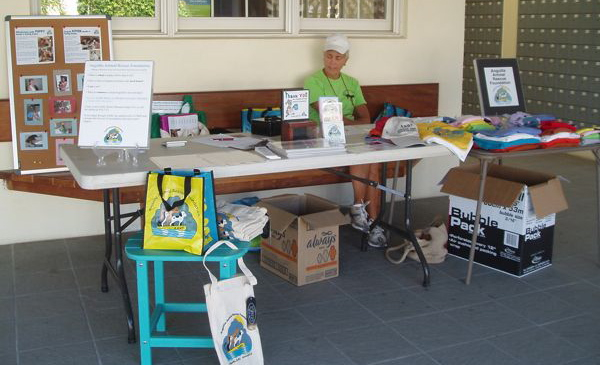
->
[203,241,264,365]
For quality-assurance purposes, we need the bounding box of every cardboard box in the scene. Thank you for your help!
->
[441,164,568,276]
[256,194,350,286]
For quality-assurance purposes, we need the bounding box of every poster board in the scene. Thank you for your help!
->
[5,15,112,174]
[474,58,526,116]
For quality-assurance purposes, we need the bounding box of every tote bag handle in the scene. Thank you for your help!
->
[202,240,257,287]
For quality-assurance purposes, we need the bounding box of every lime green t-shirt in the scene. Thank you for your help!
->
[303,69,367,123]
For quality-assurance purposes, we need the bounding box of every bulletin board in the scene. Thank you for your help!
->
[5,15,112,174]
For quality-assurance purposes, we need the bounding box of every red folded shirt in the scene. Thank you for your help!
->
[540,121,576,131]
[540,138,580,149]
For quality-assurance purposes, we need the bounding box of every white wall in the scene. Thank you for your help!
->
[0,1,465,244]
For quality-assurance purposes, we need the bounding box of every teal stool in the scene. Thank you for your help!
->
[125,232,249,365]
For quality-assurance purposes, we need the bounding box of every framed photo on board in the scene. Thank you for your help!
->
[473,58,526,116]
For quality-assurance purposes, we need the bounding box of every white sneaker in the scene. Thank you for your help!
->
[350,202,370,232]
[368,225,388,248]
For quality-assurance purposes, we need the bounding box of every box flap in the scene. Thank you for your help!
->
[301,209,350,230]
[301,194,350,229]
[440,164,524,207]
[529,178,568,217]
[256,197,299,232]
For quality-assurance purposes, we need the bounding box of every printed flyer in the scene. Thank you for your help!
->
[15,27,55,65]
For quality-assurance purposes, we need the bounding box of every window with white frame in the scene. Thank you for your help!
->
[35,0,402,36]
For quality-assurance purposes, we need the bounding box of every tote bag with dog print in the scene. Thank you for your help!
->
[144,169,211,255]
[203,240,264,365]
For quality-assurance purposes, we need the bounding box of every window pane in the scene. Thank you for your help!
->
[42,0,155,17]
[360,0,386,20]
[178,0,211,17]
[303,0,385,19]
[248,0,279,17]
[179,0,278,18]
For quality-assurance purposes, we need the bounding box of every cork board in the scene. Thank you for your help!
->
[5,15,112,174]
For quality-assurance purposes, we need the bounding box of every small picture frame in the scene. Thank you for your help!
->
[20,75,48,95]
[55,138,75,165]
[50,118,78,137]
[23,99,44,126]
[53,69,72,96]
[76,73,85,91]
[474,58,526,116]
[20,131,48,150]
[49,96,77,116]
[281,89,310,121]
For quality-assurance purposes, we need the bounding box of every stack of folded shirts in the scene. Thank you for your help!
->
[450,115,496,132]
[216,200,268,242]
[417,121,473,161]
[507,112,556,128]
[473,126,542,152]
[539,121,580,149]
[577,127,600,145]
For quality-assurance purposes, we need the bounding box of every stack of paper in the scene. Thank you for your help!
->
[268,139,346,159]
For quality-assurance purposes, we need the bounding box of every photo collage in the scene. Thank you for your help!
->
[9,20,107,170]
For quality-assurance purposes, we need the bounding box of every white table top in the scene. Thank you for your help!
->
[61,131,452,190]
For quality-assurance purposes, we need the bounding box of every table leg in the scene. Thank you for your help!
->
[111,187,137,343]
[101,189,112,293]
[465,159,489,285]
[593,149,600,265]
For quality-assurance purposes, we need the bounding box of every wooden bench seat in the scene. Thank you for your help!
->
[0,83,438,202]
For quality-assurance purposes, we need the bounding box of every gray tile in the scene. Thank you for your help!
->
[258,308,315,345]
[0,244,12,267]
[296,297,381,333]
[493,327,588,365]
[564,354,600,365]
[326,324,419,365]
[0,297,15,323]
[329,268,405,297]
[434,255,493,280]
[445,301,535,339]
[520,266,579,290]
[181,353,220,365]
[271,280,347,307]
[354,288,437,322]
[377,354,439,365]
[391,312,479,352]
[15,269,77,295]
[0,352,17,365]
[0,320,16,354]
[19,341,99,365]
[252,282,292,313]
[95,336,180,365]
[86,306,137,340]
[73,266,103,289]
[66,236,106,269]
[545,282,600,315]
[14,239,70,274]
[498,291,579,325]
[263,336,351,365]
[553,256,600,282]
[378,260,455,289]
[543,314,600,355]
[80,284,137,312]
[0,269,14,298]
[409,278,491,311]
[16,290,83,321]
[17,311,92,351]
[428,340,520,365]
[469,271,538,299]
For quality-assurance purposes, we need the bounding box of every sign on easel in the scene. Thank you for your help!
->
[78,60,153,148]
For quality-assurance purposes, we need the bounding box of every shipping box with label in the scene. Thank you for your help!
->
[256,194,349,286]
[440,164,568,276]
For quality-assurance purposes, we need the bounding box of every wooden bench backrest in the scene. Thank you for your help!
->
[0,83,438,142]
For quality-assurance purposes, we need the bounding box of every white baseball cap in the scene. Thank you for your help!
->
[382,117,426,148]
[324,34,350,54]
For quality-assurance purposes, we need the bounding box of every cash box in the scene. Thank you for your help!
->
[251,116,281,137]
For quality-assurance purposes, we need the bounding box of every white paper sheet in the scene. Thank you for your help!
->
[78,61,153,148]
[150,150,265,169]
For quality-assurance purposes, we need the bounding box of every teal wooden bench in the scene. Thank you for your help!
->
[125,232,249,365]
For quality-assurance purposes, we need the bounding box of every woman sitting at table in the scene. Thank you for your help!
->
[303,34,386,248]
